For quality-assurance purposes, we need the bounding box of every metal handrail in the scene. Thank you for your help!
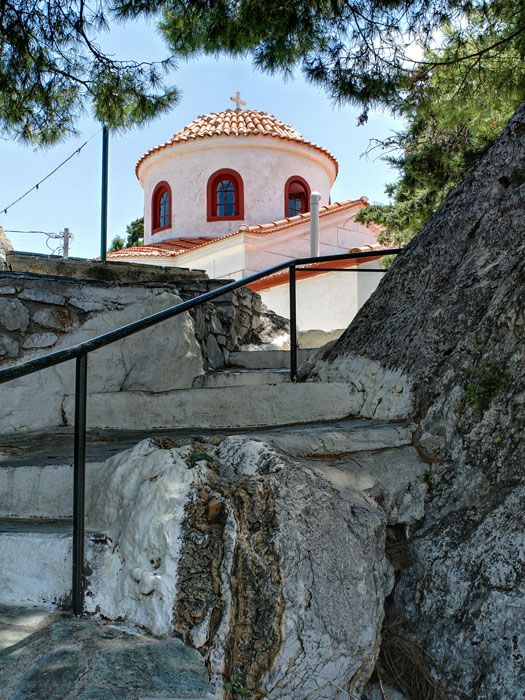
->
[0,248,402,613]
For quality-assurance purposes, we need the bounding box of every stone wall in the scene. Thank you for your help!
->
[0,270,266,371]
[0,267,272,432]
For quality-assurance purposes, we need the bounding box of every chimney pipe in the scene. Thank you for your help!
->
[310,191,321,257]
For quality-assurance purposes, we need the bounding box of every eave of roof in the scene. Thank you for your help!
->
[247,246,388,292]
[107,198,372,261]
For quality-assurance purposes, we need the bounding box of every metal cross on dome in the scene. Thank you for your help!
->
[230,91,246,111]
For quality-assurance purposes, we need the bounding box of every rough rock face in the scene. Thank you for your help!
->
[87,437,393,699]
[0,227,13,270]
[0,611,214,700]
[307,106,525,696]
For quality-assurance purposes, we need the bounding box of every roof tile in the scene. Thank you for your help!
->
[136,109,338,177]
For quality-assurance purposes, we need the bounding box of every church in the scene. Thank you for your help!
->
[110,93,387,342]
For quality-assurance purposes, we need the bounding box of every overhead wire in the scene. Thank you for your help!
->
[0,128,102,215]
[4,229,61,235]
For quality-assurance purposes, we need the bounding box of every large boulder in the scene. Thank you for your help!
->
[87,436,393,699]
[0,291,203,432]
[306,105,525,696]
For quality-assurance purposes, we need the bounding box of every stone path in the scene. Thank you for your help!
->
[0,606,214,699]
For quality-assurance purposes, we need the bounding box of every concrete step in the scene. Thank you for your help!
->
[193,368,290,389]
[228,348,315,369]
[62,382,360,431]
[0,462,104,519]
[0,518,105,608]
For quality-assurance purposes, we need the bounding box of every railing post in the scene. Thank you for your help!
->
[72,352,88,615]
[289,264,297,382]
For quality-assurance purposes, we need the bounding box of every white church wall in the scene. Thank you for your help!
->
[243,211,378,273]
[258,265,385,334]
[140,136,334,242]
[357,259,385,307]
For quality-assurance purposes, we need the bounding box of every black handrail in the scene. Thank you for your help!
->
[0,248,402,613]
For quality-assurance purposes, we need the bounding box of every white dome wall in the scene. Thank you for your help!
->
[139,136,335,242]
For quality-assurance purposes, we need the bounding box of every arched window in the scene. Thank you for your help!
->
[207,169,244,221]
[285,176,311,217]
[151,181,172,233]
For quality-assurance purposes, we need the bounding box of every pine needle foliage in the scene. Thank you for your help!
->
[0,1,179,144]
[356,4,525,244]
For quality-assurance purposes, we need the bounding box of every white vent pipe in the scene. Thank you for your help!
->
[310,191,322,257]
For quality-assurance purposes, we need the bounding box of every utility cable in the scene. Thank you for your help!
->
[0,128,102,215]
[3,228,73,256]
[4,229,60,235]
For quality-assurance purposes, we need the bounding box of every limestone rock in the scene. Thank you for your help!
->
[206,333,224,369]
[0,333,19,358]
[0,297,29,332]
[306,105,525,697]
[19,288,66,305]
[0,613,214,700]
[0,292,203,432]
[22,332,59,349]
[32,306,76,331]
[87,437,392,698]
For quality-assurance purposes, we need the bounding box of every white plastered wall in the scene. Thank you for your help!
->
[138,136,335,241]
[258,262,385,333]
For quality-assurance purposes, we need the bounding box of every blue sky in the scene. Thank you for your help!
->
[0,18,403,259]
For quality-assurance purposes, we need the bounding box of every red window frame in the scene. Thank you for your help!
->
[284,175,311,217]
[151,181,172,234]
[207,168,244,222]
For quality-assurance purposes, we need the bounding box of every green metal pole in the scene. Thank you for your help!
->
[100,126,109,262]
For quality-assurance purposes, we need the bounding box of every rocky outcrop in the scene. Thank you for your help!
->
[87,436,395,699]
[0,612,214,700]
[307,106,525,696]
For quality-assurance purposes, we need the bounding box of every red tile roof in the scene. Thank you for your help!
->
[108,237,220,259]
[136,109,338,177]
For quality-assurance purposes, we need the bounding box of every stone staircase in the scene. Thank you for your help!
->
[0,412,424,608]
[0,343,426,698]
[54,346,363,431]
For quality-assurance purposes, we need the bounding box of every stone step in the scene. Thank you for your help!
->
[228,348,315,369]
[0,518,105,608]
[193,367,290,389]
[62,382,360,431]
[261,419,413,457]
[0,462,104,519]
[0,419,411,520]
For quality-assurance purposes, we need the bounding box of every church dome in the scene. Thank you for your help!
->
[137,104,338,242]
[136,109,338,176]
